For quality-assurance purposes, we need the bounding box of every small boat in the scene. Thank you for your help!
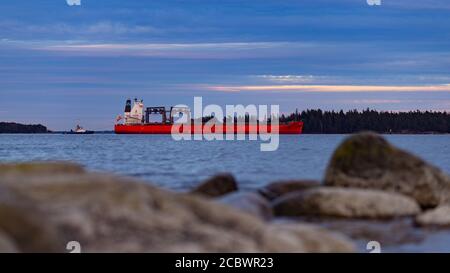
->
[66,125,94,134]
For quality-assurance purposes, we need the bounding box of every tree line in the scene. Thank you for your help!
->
[199,109,449,133]
[280,109,450,134]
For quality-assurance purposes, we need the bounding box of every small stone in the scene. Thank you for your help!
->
[259,180,320,201]
[266,223,355,253]
[191,173,238,197]
[416,205,450,227]
[218,192,273,220]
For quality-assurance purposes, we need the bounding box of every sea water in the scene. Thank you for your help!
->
[0,134,448,191]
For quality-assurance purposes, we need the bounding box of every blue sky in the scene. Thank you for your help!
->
[0,0,449,130]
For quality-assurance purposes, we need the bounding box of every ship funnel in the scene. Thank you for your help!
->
[124,99,132,113]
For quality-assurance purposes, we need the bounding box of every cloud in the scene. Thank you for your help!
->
[27,41,313,58]
[6,38,446,75]
[386,0,450,10]
[84,22,159,35]
[205,84,450,93]
[0,20,160,37]
[349,99,404,104]
[255,75,317,83]
[253,74,450,86]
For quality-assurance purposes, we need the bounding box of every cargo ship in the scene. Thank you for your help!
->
[114,99,303,134]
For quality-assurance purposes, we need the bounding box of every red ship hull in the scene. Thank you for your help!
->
[115,121,303,134]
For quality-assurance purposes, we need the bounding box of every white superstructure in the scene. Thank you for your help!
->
[74,125,86,133]
[124,99,144,124]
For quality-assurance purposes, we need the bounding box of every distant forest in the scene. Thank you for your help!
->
[281,109,450,134]
[0,122,48,133]
[201,109,449,134]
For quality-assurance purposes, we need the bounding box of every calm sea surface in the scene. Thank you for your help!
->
[0,134,449,191]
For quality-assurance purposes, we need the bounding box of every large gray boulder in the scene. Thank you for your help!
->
[324,132,450,208]
[0,162,354,253]
[273,187,420,219]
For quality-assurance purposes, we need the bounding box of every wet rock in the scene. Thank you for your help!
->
[313,218,425,247]
[0,162,355,252]
[218,192,273,220]
[191,173,238,198]
[266,223,355,253]
[324,132,450,208]
[258,180,320,201]
[273,187,420,219]
[416,206,450,227]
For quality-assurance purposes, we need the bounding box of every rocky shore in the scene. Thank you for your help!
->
[1,132,450,253]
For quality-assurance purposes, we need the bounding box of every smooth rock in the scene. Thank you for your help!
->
[218,192,273,220]
[416,206,450,227]
[324,132,450,208]
[273,187,421,219]
[266,223,355,253]
[258,180,320,201]
[0,162,355,252]
[314,218,424,247]
[191,173,238,198]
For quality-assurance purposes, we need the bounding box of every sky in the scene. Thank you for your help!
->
[0,0,449,130]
